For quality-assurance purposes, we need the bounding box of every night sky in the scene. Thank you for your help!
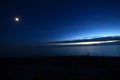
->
[0,0,120,43]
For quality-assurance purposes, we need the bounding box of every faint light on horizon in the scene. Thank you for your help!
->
[51,40,119,46]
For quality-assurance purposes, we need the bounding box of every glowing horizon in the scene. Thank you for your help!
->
[50,40,120,46]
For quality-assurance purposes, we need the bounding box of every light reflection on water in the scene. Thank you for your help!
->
[50,45,120,57]
[1,45,120,57]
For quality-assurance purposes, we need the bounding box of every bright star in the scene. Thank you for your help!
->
[15,17,20,22]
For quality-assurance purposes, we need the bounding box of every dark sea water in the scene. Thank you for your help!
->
[1,45,120,57]
[0,45,120,80]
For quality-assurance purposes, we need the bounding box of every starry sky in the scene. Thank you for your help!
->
[0,0,120,43]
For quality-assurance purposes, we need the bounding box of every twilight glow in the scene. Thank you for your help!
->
[51,40,120,46]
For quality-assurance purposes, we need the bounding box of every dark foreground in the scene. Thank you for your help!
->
[0,56,120,80]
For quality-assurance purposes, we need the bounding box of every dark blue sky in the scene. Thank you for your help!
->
[0,0,120,43]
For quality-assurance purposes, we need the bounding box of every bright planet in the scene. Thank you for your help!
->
[15,17,20,22]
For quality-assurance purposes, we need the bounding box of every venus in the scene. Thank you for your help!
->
[15,17,20,22]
